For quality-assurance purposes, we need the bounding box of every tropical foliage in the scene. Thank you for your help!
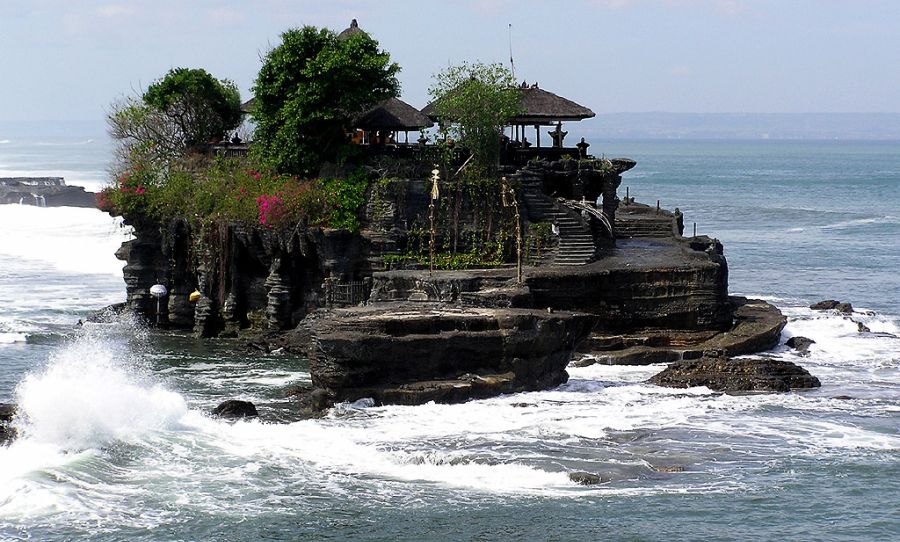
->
[251,25,400,175]
[428,62,522,174]
[108,68,241,169]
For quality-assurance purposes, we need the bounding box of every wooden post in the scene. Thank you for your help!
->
[535,124,540,148]
[693,222,697,237]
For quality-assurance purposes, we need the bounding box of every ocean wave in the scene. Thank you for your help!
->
[819,215,900,231]
[33,139,95,146]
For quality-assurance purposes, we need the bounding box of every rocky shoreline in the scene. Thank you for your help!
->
[0,177,96,207]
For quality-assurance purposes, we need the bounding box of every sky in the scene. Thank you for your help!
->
[1,0,899,122]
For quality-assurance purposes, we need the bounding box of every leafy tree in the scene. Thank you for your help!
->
[108,67,241,169]
[143,67,242,149]
[252,25,400,175]
[428,62,522,173]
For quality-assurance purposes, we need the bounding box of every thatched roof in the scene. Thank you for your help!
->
[512,84,595,124]
[423,83,594,125]
[240,98,255,114]
[338,19,367,40]
[355,97,433,131]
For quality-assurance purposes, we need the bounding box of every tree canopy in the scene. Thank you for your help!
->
[108,67,241,169]
[251,25,400,175]
[428,62,522,174]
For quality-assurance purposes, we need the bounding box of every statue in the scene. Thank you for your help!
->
[548,122,567,148]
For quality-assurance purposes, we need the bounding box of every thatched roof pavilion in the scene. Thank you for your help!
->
[512,83,595,125]
[423,82,594,148]
[356,98,432,131]
[354,97,432,145]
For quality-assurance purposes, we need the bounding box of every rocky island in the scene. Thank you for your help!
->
[96,20,820,415]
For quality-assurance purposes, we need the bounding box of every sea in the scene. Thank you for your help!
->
[1,127,898,541]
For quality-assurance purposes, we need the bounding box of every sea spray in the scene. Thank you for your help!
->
[13,319,188,451]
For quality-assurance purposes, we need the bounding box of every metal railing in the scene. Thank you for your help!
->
[324,277,373,307]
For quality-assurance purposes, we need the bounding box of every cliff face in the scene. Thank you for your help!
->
[114,158,731,337]
[117,218,377,336]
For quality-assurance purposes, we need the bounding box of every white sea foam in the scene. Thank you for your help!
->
[0,205,129,276]
[0,333,27,344]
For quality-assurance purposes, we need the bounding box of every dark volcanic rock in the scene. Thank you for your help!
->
[211,400,259,419]
[569,472,607,485]
[0,403,16,445]
[810,300,853,314]
[0,177,96,207]
[300,303,595,408]
[648,354,821,392]
[810,300,840,311]
[579,298,785,366]
[786,336,816,354]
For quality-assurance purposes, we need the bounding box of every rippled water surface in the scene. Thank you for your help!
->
[1,138,898,541]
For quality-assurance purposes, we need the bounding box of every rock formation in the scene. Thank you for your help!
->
[211,399,259,419]
[0,403,16,446]
[0,177,96,207]
[648,353,821,392]
[298,303,595,408]
[107,155,800,408]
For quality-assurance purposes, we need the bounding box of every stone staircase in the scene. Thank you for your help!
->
[614,210,676,239]
[519,177,596,266]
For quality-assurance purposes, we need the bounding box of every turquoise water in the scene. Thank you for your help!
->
[1,135,898,541]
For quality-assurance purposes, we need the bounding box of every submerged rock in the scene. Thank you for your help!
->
[300,303,595,408]
[0,403,17,445]
[786,336,816,354]
[211,399,259,419]
[648,353,821,392]
[569,471,608,485]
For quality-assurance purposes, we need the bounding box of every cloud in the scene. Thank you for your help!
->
[467,0,513,15]
[668,65,693,77]
[588,0,744,14]
[665,0,744,14]
[95,4,136,19]
[590,0,636,8]
[207,7,246,25]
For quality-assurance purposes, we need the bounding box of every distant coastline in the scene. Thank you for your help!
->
[582,112,900,141]
[4,113,900,144]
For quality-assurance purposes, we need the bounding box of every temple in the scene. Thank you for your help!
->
[110,19,790,410]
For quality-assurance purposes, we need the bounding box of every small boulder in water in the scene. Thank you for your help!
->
[810,300,853,314]
[569,471,608,485]
[211,399,258,419]
[786,336,816,354]
[0,403,16,445]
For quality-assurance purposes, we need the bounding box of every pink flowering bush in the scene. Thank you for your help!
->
[99,155,367,233]
[256,193,284,228]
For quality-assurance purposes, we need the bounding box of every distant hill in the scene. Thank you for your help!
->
[576,113,900,140]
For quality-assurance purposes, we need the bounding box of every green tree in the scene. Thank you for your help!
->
[428,62,522,173]
[143,67,242,149]
[108,67,242,169]
[251,25,400,175]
